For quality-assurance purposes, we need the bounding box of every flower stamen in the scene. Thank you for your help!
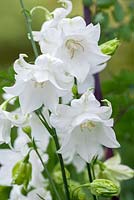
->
[65,39,84,59]
[80,121,96,132]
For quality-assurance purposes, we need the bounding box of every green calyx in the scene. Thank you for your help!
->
[22,126,32,138]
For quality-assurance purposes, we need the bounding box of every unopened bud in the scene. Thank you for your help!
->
[12,154,32,189]
[100,38,120,56]
[22,126,31,138]
[72,84,78,96]
[90,179,120,197]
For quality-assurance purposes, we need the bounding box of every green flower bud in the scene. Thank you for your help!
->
[100,38,120,56]
[22,126,32,138]
[12,154,32,189]
[72,84,78,97]
[90,179,120,197]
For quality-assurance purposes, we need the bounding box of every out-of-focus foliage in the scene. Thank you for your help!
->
[88,0,134,42]
[102,70,134,199]
[0,66,15,103]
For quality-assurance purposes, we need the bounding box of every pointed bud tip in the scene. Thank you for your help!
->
[100,38,120,56]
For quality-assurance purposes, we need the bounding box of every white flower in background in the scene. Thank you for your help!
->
[33,0,72,55]
[9,185,26,200]
[50,90,120,163]
[0,147,48,187]
[95,153,134,185]
[0,107,28,144]
[52,0,72,21]
[0,103,50,149]
[27,187,52,200]
[4,54,73,113]
[13,133,49,188]
[2,93,16,105]
[9,185,52,200]
[0,107,11,144]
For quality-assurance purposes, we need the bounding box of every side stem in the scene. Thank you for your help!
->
[87,163,98,200]
[36,111,70,200]
[33,140,61,200]
[20,0,39,58]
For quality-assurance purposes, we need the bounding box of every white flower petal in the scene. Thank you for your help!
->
[19,81,44,114]
[96,126,120,148]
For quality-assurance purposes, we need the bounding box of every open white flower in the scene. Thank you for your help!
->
[34,15,110,82]
[4,54,73,113]
[55,17,110,82]
[33,0,72,55]
[95,153,134,185]
[50,91,120,163]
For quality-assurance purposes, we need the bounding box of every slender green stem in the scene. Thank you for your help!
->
[36,111,70,200]
[32,139,61,200]
[87,163,98,200]
[19,0,39,58]
[74,77,77,86]
[91,165,96,180]
[52,128,70,200]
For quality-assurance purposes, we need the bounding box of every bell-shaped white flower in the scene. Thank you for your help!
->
[55,17,110,82]
[50,91,120,163]
[32,0,72,55]
[4,54,73,114]
[95,153,134,185]
[34,15,110,82]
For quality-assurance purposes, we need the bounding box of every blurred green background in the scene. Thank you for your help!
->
[0,0,134,200]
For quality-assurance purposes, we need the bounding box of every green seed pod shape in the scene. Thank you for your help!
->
[12,159,32,188]
[90,179,120,197]
[100,38,120,56]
